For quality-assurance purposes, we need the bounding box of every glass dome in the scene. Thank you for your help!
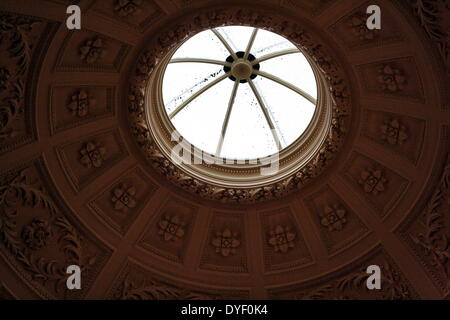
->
[162,26,318,160]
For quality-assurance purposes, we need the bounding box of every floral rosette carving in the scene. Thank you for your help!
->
[22,218,52,250]
[127,8,351,204]
[158,215,185,241]
[111,183,137,211]
[211,229,240,257]
[380,119,408,145]
[114,0,143,17]
[320,205,347,232]
[268,225,296,253]
[79,37,105,64]
[67,90,94,118]
[79,141,106,169]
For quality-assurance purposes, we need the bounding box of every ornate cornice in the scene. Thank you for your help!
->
[127,6,352,203]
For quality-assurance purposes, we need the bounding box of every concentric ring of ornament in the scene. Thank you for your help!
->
[127,7,352,204]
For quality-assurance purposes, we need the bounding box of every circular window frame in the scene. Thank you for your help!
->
[147,41,329,186]
[159,26,321,162]
[128,6,352,203]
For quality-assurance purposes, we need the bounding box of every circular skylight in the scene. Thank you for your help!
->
[162,26,318,160]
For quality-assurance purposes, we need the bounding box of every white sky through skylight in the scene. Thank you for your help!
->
[162,26,317,160]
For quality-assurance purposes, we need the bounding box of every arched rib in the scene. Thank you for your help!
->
[216,81,240,156]
[244,28,258,60]
[211,29,237,60]
[170,58,231,67]
[253,70,316,105]
[169,72,229,119]
[248,79,282,151]
[253,48,299,64]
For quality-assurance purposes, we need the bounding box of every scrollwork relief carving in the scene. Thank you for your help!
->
[412,155,450,288]
[0,13,39,140]
[410,0,449,70]
[301,263,413,300]
[0,169,56,254]
[0,168,97,295]
[118,278,213,300]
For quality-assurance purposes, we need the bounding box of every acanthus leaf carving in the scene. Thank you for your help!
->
[119,278,213,300]
[0,13,39,140]
[0,168,96,295]
[412,154,450,287]
[301,262,413,300]
[410,0,449,70]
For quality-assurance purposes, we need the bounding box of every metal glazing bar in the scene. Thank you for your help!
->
[244,28,258,60]
[252,48,299,64]
[248,79,282,151]
[169,72,230,119]
[253,70,316,105]
[170,58,231,67]
[211,29,238,60]
[215,81,240,156]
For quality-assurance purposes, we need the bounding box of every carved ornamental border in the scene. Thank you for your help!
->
[127,6,352,203]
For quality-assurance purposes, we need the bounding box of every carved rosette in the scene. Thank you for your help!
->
[127,7,352,204]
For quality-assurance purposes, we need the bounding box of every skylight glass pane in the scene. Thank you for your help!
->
[253,76,315,146]
[216,26,253,52]
[251,28,296,57]
[163,63,224,114]
[260,53,317,99]
[220,83,277,159]
[172,30,229,61]
[171,78,233,154]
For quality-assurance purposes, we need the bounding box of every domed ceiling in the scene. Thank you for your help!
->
[0,0,449,300]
